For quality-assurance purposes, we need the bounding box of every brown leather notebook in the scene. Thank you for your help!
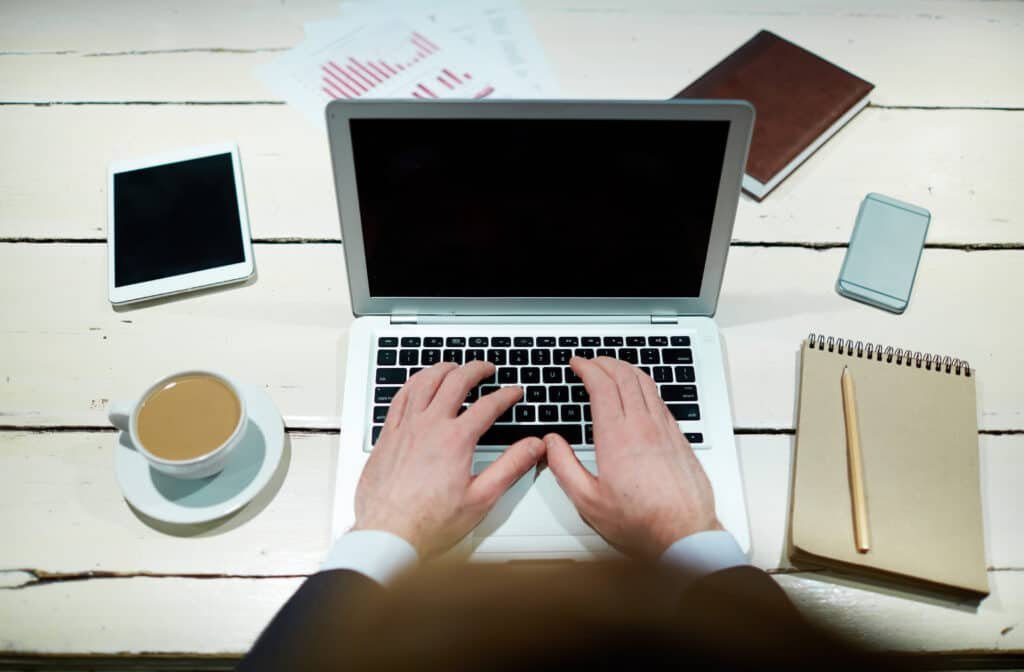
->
[675,31,874,200]
[790,334,988,599]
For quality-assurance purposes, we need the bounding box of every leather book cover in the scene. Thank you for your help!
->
[675,31,874,199]
[789,337,988,599]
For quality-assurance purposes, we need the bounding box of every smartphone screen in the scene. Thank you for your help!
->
[837,194,930,313]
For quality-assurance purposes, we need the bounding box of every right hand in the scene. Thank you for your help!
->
[545,357,722,559]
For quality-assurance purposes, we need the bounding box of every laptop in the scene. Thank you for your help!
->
[328,99,754,559]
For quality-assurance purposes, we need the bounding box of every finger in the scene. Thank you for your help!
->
[544,432,599,512]
[468,436,546,510]
[383,382,410,430]
[429,361,497,417]
[634,367,673,430]
[593,357,648,416]
[570,357,623,421]
[459,385,523,436]
[406,362,458,413]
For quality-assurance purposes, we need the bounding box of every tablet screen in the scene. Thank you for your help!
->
[113,153,245,287]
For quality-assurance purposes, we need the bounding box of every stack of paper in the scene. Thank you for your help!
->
[257,0,560,127]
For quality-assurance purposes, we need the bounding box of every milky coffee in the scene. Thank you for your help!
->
[136,374,241,461]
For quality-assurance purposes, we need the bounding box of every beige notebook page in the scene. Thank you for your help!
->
[792,341,987,595]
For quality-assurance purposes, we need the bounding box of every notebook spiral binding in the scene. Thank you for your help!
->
[807,333,971,377]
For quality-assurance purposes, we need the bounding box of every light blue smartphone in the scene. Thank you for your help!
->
[836,193,930,314]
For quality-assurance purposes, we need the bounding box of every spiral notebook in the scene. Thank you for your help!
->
[790,333,989,598]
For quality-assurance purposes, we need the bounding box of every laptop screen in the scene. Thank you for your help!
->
[350,118,729,298]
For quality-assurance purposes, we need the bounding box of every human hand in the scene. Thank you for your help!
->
[353,361,546,558]
[545,357,721,559]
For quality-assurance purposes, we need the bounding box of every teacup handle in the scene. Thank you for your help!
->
[109,400,133,432]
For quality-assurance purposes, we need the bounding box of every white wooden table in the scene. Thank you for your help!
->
[1,1,1022,668]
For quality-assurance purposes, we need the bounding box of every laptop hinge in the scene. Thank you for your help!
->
[650,314,678,325]
[390,314,418,325]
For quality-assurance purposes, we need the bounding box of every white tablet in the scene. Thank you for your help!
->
[107,143,255,305]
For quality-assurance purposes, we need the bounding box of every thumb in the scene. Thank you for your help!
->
[544,432,598,509]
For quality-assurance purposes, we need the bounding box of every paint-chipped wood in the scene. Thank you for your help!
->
[0,107,1020,244]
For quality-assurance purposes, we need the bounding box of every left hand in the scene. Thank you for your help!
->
[353,361,546,558]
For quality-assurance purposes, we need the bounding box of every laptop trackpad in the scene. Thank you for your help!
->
[471,457,599,539]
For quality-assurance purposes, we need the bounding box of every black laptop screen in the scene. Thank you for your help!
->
[350,118,729,298]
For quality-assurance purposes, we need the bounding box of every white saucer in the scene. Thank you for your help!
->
[114,384,285,525]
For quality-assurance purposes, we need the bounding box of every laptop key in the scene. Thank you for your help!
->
[443,349,463,364]
[399,349,419,365]
[487,349,507,365]
[640,366,652,376]
[510,349,529,365]
[400,337,421,347]
[539,405,559,422]
[371,426,382,445]
[478,424,583,446]
[377,350,397,365]
[585,424,594,444]
[603,336,623,346]
[574,348,595,359]
[378,337,398,347]
[675,366,696,382]
[446,337,466,347]
[649,336,669,347]
[375,368,407,384]
[663,348,693,364]
[465,349,485,362]
[554,349,572,364]
[491,337,511,347]
[626,336,646,346]
[549,385,569,402]
[374,386,400,403]
[424,337,443,347]
[469,336,489,347]
[498,367,518,384]
[521,367,540,384]
[537,336,556,347]
[661,385,698,402]
[373,406,389,423]
[526,386,546,403]
[530,349,551,365]
[670,336,691,347]
[570,386,589,402]
[617,348,639,364]
[667,403,700,421]
[421,349,441,365]
[542,367,562,384]
[561,405,582,422]
[583,405,592,421]
[514,336,534,347]
[558,337,579,347]
[515,405,536,423]
[640,348,660,364]
[480,385,501,397]
[410,367,423,376]
[582,337,601,346]
[564,367,581,384]
[684,432,704,444]
[596,348,615,358]
[653,366,673,382]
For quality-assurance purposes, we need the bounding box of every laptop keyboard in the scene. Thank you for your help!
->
[370,334,704,450]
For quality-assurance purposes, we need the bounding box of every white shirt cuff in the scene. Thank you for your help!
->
[659,529,749,579]
[321,530,419,586]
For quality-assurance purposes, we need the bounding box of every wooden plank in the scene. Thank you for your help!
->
[0,432,334,577]
[0,106,338,242]
[0,244,349,430]
[1,106,1020,244]
[1,1,1021,107]
[717,247,1024,432]
[1,432,1018,576]
[1,245,1020,431]
[0,572,1020,655]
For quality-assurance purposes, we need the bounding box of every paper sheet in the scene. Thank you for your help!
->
[257,0,559,127]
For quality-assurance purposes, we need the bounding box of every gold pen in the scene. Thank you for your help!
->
[841,366,871,553]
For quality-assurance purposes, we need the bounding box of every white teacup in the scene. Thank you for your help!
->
[109,370,247,480]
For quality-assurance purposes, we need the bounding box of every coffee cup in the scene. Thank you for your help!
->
[109,370,248,480]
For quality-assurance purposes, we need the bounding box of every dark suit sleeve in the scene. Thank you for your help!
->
[237,569,382,672]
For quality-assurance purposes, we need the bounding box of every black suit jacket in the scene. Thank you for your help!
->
[238,565,901,671]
